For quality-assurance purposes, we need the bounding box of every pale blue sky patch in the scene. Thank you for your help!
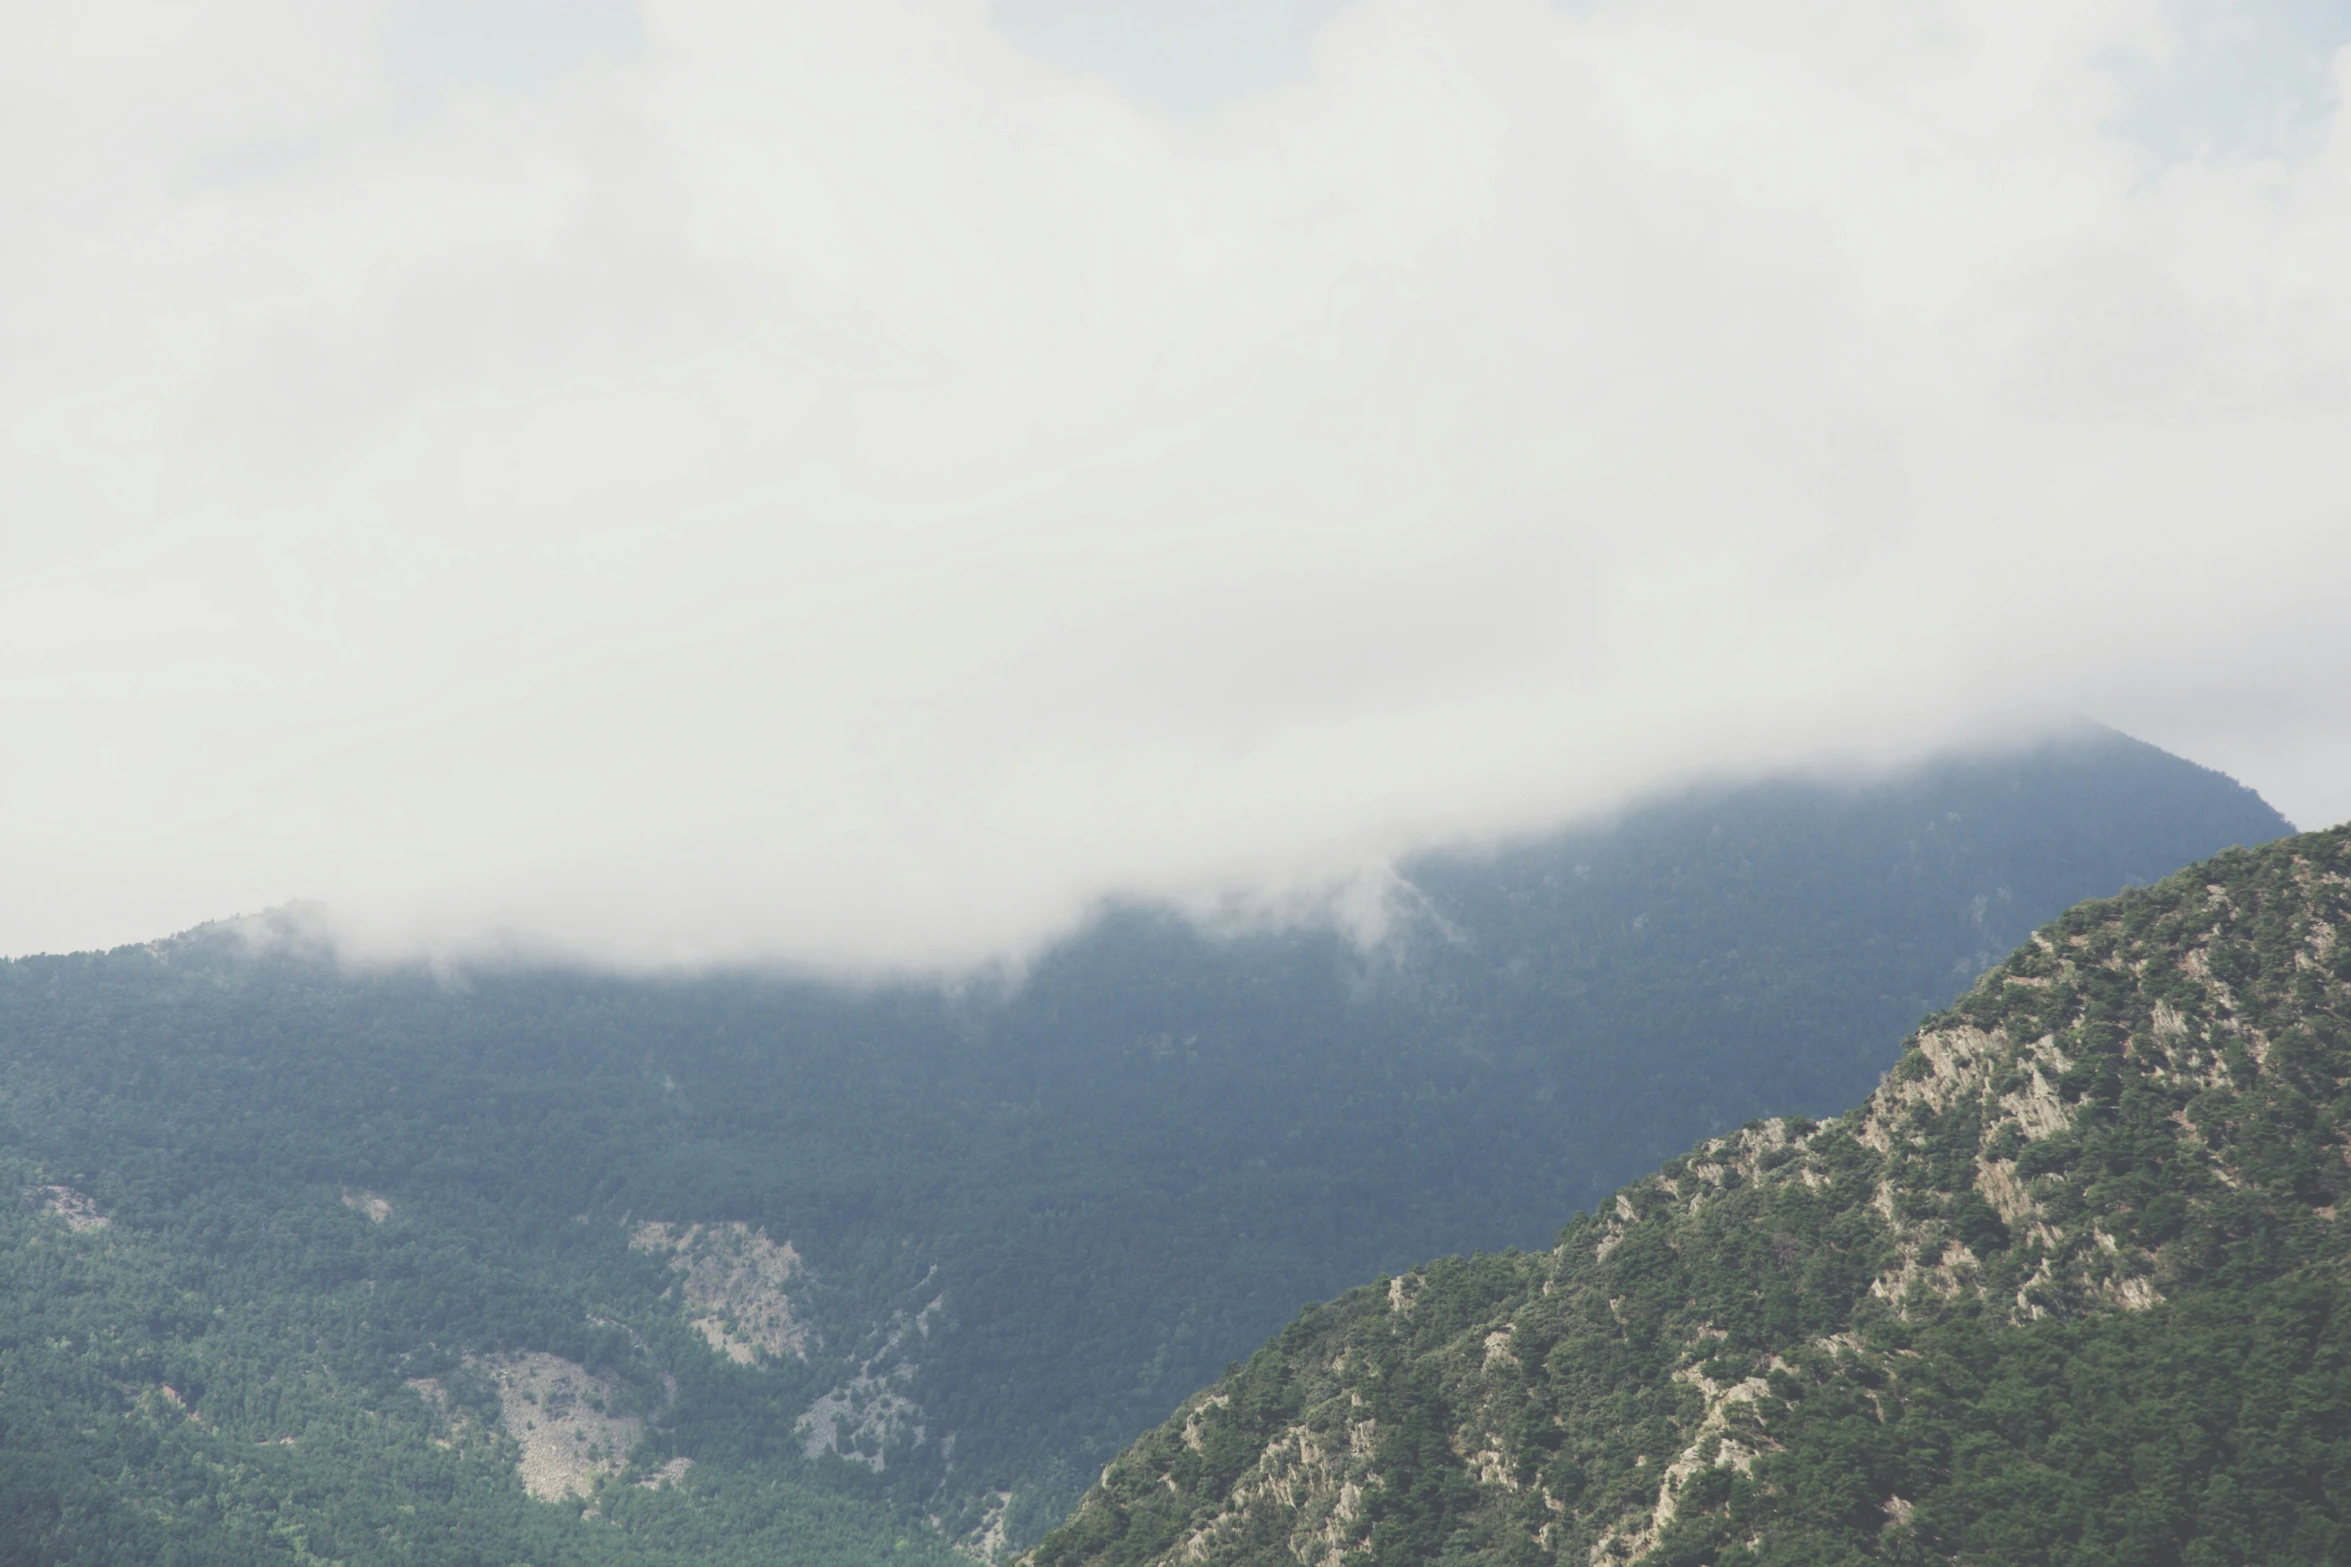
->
[2112,0,2348,161]
[384,0,645,103]
[987,0,1353,116]
[361,0,2351,153]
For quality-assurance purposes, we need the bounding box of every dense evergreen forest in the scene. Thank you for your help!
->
[0,729,2289,1562]
[1037,825,2351,1567]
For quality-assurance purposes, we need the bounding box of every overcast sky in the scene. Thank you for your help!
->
[4,0,2348,968]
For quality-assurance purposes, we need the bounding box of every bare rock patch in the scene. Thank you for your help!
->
[797,1366,925,1470]
[25,1185,107,1232]
[795,1297,942,1471]
[631,1220,809,1362]
[479,1351,643,1502]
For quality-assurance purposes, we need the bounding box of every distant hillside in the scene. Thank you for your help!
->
[1033,825,2351,1567]
[0,728,2292,1562]
[1384,724,2294,1197]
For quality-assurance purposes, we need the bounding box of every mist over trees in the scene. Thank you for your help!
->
[1036,824,2351,1566]
[0,729,2289,1560]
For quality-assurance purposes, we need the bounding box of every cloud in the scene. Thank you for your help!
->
[3,0,2348,967]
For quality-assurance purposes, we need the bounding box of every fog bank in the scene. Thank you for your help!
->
[3,0,2347,966]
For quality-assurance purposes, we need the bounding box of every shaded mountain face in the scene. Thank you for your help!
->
[0,729,2291,1562]
[1032,826,2351,1567]
[1381,727,2294,1199]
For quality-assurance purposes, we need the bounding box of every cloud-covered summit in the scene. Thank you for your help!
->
[3,0,2346,966]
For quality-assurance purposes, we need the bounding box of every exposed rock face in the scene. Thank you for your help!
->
[1031,829,2351,1567]
[630,1220,809,1362]
[480,1351,644,1503]
[638,1455,694,1489]
[956,1489,1013,1562]
[797,1365,926,1470]
[794,1295,944,1472]
[24,1185,107,1232]
[341,1187,392,1222]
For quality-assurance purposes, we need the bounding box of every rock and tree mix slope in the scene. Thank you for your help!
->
[1034,826,2351,1567]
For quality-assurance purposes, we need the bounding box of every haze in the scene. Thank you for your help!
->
[4,0,2348,968]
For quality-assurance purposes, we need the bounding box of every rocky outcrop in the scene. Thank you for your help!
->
[631,1220,810,1362]
[478,1351,646,1503]
[24,1184,108,1232]
[1032,829,2351,1567]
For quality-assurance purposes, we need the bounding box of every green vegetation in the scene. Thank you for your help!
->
[0,730,2289,1562]
[1034,825,2351,1566]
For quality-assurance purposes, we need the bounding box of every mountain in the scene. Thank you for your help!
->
[1032,824,2351,1567]
[0,728,2292,1563]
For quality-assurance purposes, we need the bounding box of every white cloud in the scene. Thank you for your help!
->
[3,0,2347,967]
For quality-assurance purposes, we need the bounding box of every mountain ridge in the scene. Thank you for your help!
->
[0,731,2301,1562]
[1031,824,2351,1566]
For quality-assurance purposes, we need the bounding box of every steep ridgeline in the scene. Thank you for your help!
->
[1033,827,2351,1567]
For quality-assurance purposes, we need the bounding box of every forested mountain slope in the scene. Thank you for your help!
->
[1034,825,2351,1567]
[0,729,2291,1562]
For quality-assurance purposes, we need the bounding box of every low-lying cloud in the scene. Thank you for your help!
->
[4,0,2348,967]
